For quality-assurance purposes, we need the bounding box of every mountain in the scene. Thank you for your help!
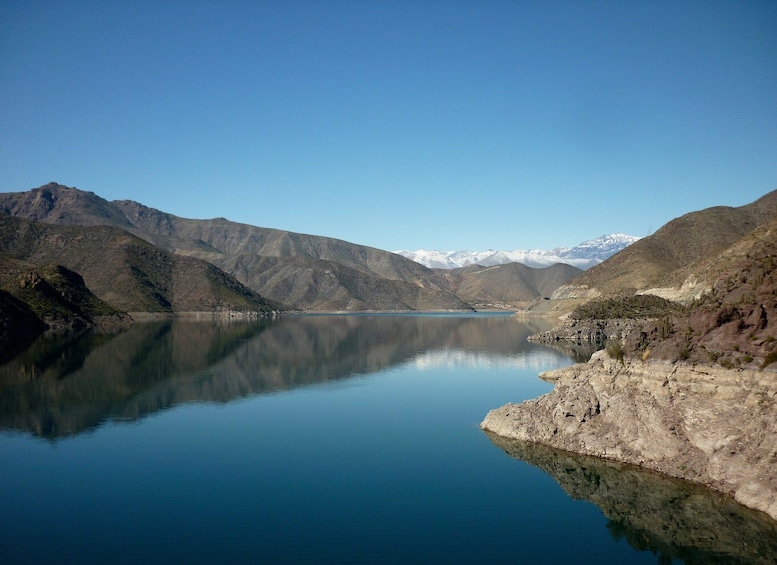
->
[0,184,471,311]
[110,199,470,310]
[532,189,777,316]
[0,183,618,312]
[566,191,777,296]
[428,262,583,309]
[0,184,572,311]
[395,233,640,269]
[0,183,431,280]
[0,214,281,318]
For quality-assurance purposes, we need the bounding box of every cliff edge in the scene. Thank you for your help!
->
[481,351,777,520]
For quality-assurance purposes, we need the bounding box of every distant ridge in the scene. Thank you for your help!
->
[533,188,777,315]
[395,234,640,270]
[0,183,586,312]
[429,262,583,309]
[0,184,471,311]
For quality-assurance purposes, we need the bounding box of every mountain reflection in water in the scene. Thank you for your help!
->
[485,432,777,564]
[0,314,556,439]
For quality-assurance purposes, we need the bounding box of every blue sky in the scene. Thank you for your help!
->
[1,1,776,252]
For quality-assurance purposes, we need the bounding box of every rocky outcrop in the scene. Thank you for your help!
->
[481,351,777,520]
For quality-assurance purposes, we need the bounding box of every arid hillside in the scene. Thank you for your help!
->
[430,262,582,309]
[623,217,777,368]
[533,215,777,370]
[1,183,580,311]
[531,189,777,317]
[0,215,280,317]
[0,255,125,341]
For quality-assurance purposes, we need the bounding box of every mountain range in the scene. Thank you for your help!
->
[0,183,585,331]
[395,233,641,269]
[2,182,776,342]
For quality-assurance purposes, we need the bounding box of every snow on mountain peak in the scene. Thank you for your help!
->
[394,234,640,270]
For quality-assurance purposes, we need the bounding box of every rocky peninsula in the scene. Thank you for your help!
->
[481,350,777,520]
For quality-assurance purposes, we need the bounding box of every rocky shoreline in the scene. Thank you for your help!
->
[483,432,777,562]
[481,350,777,521]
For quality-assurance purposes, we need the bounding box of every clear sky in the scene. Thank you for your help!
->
[1,1,776,252]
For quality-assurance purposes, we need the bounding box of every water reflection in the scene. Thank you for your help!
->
[0,314,558,439]
[411,348,564,371]
[484,432,777,564]
[541,340,601,364]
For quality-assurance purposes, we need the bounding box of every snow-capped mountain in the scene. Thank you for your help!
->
[395,233,640,270]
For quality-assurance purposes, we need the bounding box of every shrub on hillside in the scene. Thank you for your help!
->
[571,295,683,321]
[605,338,625,364]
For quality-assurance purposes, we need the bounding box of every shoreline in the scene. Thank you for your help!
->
[126,310,282,321]
[128,308,488,320]
[481,350,777,521]
[3,309,524,343]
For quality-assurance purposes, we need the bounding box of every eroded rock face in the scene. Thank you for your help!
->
[481,350,777,520]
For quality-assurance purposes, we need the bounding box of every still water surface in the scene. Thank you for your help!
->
[1,314,776,563]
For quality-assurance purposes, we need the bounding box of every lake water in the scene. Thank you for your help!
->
[1,313,776,564]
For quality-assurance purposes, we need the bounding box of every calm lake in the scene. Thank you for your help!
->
[1,313,776,564]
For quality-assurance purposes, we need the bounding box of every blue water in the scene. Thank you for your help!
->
[1,314,774,563]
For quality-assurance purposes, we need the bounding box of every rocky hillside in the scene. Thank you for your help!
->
[2,183,581,311]
[0,214,280,318]
[533,189,777,316]
[533,214,777,370]
[0,184,472,311]
[622,217,777,368]
[483,189,777,522]
[0,254,128,341]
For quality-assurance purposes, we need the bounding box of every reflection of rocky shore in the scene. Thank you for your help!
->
[0,315,559,439]
[528,318,641,347]
[523,316,604,362]
[531,339,599,364]
[485,432,777,564]
[482,350,777,520]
